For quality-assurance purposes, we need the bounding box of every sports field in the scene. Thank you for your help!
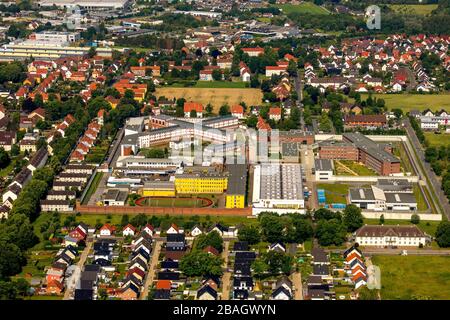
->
[360,94,450,112]
[135,196,212,208]
[274,3,329,15]
[155,87,262,110]
[371,255,450,300]
[389,4,438,15]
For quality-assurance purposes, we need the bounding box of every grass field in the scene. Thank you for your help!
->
[82,172,103,205]
[424,132,450,148]
[389,4,438,15]
[195,81,248,89]
[317,183,349,204]
[155,87,262,110]
[336,160,378,176]
[371,255,450,300]
[135,196,211,208]
[274,2,329,15]
[360,94,450,113]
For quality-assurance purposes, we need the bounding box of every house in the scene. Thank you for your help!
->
[203,245,220,256]
[122,224,136,237]
[311,247,330,265]
[268,242,286,253]
[46,279,64,294]
[265,66,287,77]
[268,107,282,121]
[99,224,116,237]
[196,284,218,300]
[118,283,140,300]
[167,223,183,234]
[242,47,264,57]
[233,276,254,290]
[209,223,238,238]
[271,286,291,300]
[142,224,155,237]
[0,131,16,151]
[231,105,244,119]
[190,225,203,237]
[354,225,429,247]
[184,102,203,118]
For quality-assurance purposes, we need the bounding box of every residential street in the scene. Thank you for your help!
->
[140,240,162,300]
[221,241,231,300]
[327,248,450,256]
[292,272,303,300]
[63,240,92,300]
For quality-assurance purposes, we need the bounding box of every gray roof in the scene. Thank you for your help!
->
[384,192,416,204]
[314,159,333,171]
[349,188,375,201]
[343,132,400,164]
[281,142,300,157]
[259,164,303,201]
[226,164,247,196]
[104,189,128,202]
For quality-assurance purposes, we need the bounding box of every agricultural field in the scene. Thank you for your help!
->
[274,2,329,15]
[155,87,262,110]
[389,4,438,15]
[424,132,450,148]
[360,93,450,113]
[371,255,450,300]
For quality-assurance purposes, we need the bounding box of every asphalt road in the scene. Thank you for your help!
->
[403,118,450,219]
[140,240,162,300]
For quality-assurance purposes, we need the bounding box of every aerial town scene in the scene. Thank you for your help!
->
[0,0,449,303]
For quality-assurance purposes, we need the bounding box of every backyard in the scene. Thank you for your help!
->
[371,255,450,300]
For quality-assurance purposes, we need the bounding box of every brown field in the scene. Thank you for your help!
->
[155,87,263,111]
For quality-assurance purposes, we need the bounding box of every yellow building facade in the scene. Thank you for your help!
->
[225,194,245,208]
[175,176,228,194]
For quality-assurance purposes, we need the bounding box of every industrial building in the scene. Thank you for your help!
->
[348,185,417,211]
[252,163,304,214]
[314,159,334,181]
[225,164,247,209]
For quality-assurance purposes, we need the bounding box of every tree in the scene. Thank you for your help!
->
[435,221,450,248]
[179,251,223,277]
[0,242,25,280]
[219,104,230,116]
[259,214,284,243]
[343,205,364,232]
[238,225,261,245]
[379,214,385,225]
[410,214,420,225]
[261,251,293,275]
[212,69,222,81]
[190,109,197,118]
[121,214,129,227]
[319,112,332,132]
[196,231,223,252]
[0,148,10,169]
[251,259,269,279]
[314,208,341,221]
[130,214,147,227]
[316,219,347,247]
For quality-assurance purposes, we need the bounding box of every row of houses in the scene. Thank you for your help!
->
[0,146,48,219]
[45,245,79,295]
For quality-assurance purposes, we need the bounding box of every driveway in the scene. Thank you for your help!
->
[221,241,231,300]
[63,240,92,300]
[140,240,162,300]
[292,272,303,300]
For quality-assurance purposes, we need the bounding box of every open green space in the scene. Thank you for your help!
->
[371,255,450,300]
[317,183,349,204]
[424,132,450,148]
[82,172,103,205]
[393,142,414,174]
[412,184,428,212]
[389,4,438,15]
[13,250,55,279]
[274,2,329,15]
[360,93,450,113]
[337,160,378,176]
[135,196,211,208]
[0,160,14,178]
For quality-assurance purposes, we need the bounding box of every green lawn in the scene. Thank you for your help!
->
[0,160,14,177]
[317,183,349,204]
[424,132,450,148]
[274,2,329,15]
[13,251,55,279]
[412,184,428,212]
[137,197,210,208]
[338,160,378,176]
[389,4,438,15]
[392,142,414,174]
[360,93,450,113]
[371,255,450,300]
[82,172,103,205]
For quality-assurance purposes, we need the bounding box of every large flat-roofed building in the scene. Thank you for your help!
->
[38,0,130,11]
[355,225,429,247]
[281,142,300,163]
[115,156,183,176]
[319,141,358,161]
[343,133,400,176]
[225,164,247,209]
[141,181,176,197]
[31,31,80,44]
[278,130,314,145]
[0,41,113,61]
[120,116,239,156]
[349,185,417,211]
[252,163,304,214]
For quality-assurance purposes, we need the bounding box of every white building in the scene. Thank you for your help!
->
[314,159,333,181]
[349,186,417,211]
[252,163,305,215]
[355,225,429,247]
[33,31,80,44]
